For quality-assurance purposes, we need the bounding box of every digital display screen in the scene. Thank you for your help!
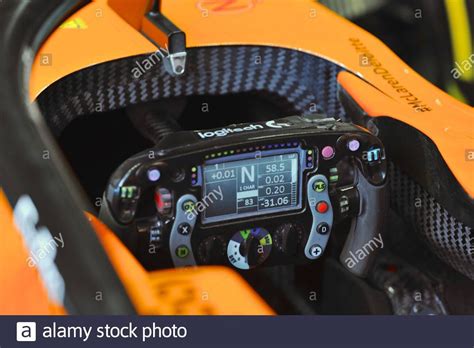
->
[202,153,300,223]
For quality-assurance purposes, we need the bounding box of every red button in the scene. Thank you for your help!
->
[155,188,173,215]
[316,201,329,214]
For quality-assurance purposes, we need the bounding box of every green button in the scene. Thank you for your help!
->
[120,186,137,199]
[176,245,190,258]
[313,180,326,193]
[182,200,195,213]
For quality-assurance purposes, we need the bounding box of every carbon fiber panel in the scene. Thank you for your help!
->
[389,163,473,279]
[37,46,345,134]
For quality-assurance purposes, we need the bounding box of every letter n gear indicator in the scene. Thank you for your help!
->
[227,228,272,270]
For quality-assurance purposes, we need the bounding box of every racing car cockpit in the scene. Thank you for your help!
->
[1,0,472,316]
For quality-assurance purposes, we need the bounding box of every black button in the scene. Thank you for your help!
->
[171,168,186,183]
[178,223,191,235]
[309,244,323,258]
[317,222,330,235]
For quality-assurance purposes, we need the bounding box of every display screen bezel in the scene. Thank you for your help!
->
[200,147,306,225]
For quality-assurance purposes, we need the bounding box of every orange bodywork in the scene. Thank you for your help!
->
[0,189,273,315]
[0,190,65,314]
[88,214,274,315]
[29,0,474,198]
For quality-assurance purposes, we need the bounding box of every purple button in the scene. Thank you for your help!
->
[321,146,335,159]
[347,139,360,152]
[147,168,161,182]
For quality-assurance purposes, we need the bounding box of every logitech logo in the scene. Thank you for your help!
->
[265,120,291,129]
[196,120,292,139]
[197,124,264,139]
